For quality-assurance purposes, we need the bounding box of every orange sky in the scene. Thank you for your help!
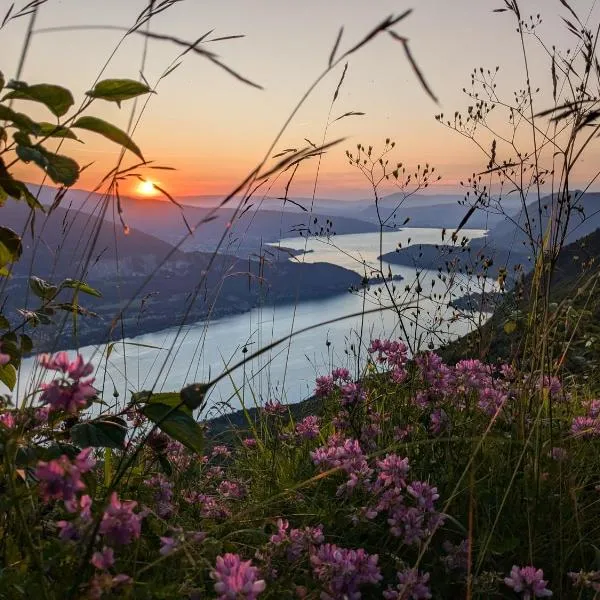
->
[5,0,600,200]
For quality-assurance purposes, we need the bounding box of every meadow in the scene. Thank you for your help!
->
[1,1,600,598]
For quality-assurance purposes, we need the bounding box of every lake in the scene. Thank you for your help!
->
[11,228,492,416]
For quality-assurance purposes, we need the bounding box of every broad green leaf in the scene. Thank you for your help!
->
[0,363,16,391]
[16,144,48,168]
[3,84,74,117]
[0,315,9,329]
[0,105,40,135]
[29,276,58,300]
[19,334,32,354]
[142,403,204,455]
[180,382,211,411]
[503,320,517,335]
[133,390,192,416]
[16,144,79,186]
[43,151,79,186]
[0,227,22,268]
[36,122,79,140]
[86,78,152,106]
[72,116,144,161]
[70,417,128,449]
[13,131,31,146]
[15,182,44,211]
[60,278,102,298]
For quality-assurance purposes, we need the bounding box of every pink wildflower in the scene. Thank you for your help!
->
[384,568,432,599]
[91,547,115,570]
[35,448,95,510]
[504,565,553,598]
[0,352,10,365]
[295,415,320,440]
[569,570,600,592]
[262,400,286,416]
[310,543,382,599]
[99,492,143,545]
[39,353,96,415]
[315,375,335,398]
[0,411,15,429]
[210,553,266,600]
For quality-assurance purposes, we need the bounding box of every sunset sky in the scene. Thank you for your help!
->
[5,0,600,199]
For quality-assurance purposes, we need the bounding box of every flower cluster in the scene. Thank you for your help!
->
[268,518,324,562]
[35,447,96,511]
[310,543,382,599]
[383,568,432,599]
[99,493,144,546]
[295,415,321,440]
[38,352,96,414]
[311,437,373,495]
[571,399,600,438]
[210,553,266,600]
[504,565,553,598]
[569,570,600,592]
[368,338,409,383]
[145,474,174,518]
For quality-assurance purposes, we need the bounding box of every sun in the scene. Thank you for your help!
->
[136,180,158,196]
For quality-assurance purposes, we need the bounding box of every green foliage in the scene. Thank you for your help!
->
[2,82,74,117]
[72,115,144,161]
[70,417,128,449]
[85,78,152,107]
[142,402,205,454]
[0,225,22,276]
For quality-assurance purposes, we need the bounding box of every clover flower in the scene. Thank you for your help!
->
[295,415,321,440]
[210,553,266,600]
[504,565,553,598]
[99,493,144,546]
[383,567,432,599]
[310,543,381,599]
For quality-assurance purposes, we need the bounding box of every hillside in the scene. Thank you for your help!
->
[1,199,362,352]
[380,192,600,281]
[440,226,600,373]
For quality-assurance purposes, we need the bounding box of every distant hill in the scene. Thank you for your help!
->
[440,226,600,373]
[379,192,600,281]
[1,197,362,352]
[27,184,380,255]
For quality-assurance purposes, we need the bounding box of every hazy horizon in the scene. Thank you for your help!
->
[5,0,600,201]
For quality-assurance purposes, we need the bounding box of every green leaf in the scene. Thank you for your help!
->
[0,226,22,268]
[20,334,32,354]
[0,105,41,135]
[0,363,16,391]
[72,116,144,161]
[158,454,173,476]
[142,403,204,455]
[503,320,517,335]
[133,390,192,416]
[15,182,44,211]
[36,122,79,140]
[180,382,211,411]
[59,278,102,298]
[3,84,74,117]
[29,276,58,300]
[86,79,152,106]
[16,144,79,186]
[43,151,80,186]
[70,417,128,449]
